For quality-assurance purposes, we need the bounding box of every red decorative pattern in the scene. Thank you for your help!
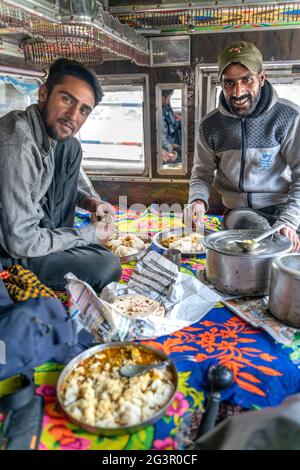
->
[144,316,282,397]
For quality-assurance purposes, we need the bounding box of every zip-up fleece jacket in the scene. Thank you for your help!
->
[189,80,300,231]
[0,104,98,259]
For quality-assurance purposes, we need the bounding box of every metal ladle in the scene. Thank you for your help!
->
[119,354,198,378]
[235,223,285,252]
[119,354,197,378]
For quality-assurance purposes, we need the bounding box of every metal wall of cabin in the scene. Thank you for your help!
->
[2,28,299,210]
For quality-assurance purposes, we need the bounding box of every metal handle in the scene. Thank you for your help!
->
[196,392,221,438]
[254,223,285,243]
[195,365,234,439]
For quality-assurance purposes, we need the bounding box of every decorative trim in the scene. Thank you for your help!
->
[115,2,300,33]
[0,0,150,66]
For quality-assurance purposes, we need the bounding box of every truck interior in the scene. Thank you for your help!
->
[1,0,300,452]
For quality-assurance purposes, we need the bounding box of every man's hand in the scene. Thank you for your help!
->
[87,198,116,243]
[92,217,116,243]
[85,197,116,221]
[162,149,177,162]
[95,201,116,221]
[184,200,206,229]
[168,151,178,162]
[279,225,300,252]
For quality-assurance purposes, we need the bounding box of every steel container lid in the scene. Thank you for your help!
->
[203,229,292,258]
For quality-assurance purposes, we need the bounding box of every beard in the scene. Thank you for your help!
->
[44,122,61,141]
[42,105,74,142]
[227,89,261,117]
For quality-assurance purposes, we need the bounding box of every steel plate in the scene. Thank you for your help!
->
[57,342,178,436]
[104,233,152,263]
[152,227,214,256]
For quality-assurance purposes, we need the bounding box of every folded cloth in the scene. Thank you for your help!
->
[3,265,56,301]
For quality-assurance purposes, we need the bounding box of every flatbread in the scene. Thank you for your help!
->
[113,294,165,318]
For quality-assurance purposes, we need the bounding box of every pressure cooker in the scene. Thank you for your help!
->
[203,230,292,296]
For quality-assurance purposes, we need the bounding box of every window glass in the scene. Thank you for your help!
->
[160,88,183,170]
[156,83,188,176]
[77,85,146,175]
[271,83,300,106]
[170,88,182,115]
[0,76,39,117]
[215,81,300,107]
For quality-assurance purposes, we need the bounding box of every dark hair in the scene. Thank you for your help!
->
[44,58,103,106]
[162,89,174,98]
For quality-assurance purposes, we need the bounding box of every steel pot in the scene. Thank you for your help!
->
[203,230,292,296]
[268,254,300,327]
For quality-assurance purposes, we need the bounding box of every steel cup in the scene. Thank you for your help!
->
[163,248,181,266]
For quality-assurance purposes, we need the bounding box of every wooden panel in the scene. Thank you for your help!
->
[93,180,188,207]
[191,29,300,64]
[92,180,224,214]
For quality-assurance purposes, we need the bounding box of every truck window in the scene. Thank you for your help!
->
[77,75,150,176]
[0,76,39,117]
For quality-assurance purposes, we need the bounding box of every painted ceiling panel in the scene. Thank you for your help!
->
[109,1,300,35]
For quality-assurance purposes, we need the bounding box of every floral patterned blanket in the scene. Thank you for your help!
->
[2,207,300,450]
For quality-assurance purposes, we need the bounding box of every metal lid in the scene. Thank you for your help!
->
[203,230,292,258]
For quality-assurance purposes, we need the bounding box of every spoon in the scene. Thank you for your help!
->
[119,355,198,378]
[119,360,171,378]
[235,223,285,252]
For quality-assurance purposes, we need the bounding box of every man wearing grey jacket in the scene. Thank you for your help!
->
[0,58,122,290]
[188,41,300,251]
